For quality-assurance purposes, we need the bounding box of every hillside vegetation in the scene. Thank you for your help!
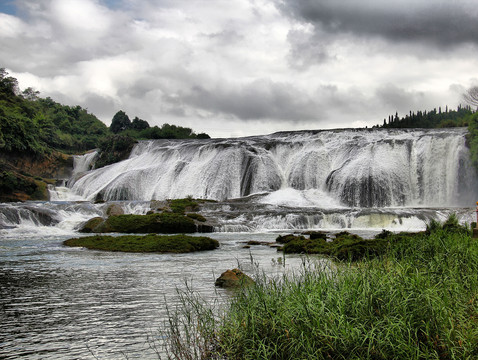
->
[0,68,210,158]
[0,69,109,156]
[0,68,210,200]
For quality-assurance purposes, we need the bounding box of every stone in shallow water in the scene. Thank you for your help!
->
[215,268,254,288]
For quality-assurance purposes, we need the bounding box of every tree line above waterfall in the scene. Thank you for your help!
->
[0,68,210,158]
[374,105,474,129]
[109,110,210,140]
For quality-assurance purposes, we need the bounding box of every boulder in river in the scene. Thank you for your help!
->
[215,268,254,288]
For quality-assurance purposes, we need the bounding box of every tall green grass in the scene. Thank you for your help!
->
[160,220,478,359]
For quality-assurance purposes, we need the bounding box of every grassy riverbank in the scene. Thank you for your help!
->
[162,219,478,359]
[64,234,219,253]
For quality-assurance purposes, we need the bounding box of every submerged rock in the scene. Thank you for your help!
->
[215,268,254,288]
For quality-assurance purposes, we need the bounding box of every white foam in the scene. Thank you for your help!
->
[258,188,345,208]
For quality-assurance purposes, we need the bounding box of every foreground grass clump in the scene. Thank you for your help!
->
[64,234,219,253]
[161,218,478,359]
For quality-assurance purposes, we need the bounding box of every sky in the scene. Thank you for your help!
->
[0,0,477,138]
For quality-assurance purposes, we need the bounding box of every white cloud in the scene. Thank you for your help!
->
[50,0,112,33]
[1,0,477,137]
[0,13,24,37]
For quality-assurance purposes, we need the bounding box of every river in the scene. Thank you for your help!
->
[0,225,326,359]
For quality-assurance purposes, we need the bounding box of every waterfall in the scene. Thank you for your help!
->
[72,151,98,177]
[67,128,477,208]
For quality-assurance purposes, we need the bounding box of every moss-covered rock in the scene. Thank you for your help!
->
[276,234,304,244]
[170,198,199,214]
[186,213,206,222]
[64,234,219,253]
[79,217,105,233]
[303,231,328,240]
[102,213,196,233]
[215,268,254,288]
[279,232,390,262]
[79,212,204,234]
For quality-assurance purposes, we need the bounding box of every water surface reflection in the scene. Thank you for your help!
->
[1,232,319,359]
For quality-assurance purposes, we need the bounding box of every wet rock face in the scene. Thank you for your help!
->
[2,151,74,179]
[215,268,254,288]
[0,151,74,202]
[79,217,105,233]
[105,204,124,217]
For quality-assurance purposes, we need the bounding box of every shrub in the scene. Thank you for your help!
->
[94,135,137,169]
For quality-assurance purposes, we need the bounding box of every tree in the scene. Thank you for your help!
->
[0,68,19,98]
[131,116,150,130]
[22,87,40,101]
[463,86,478,107]
[110,110,131,133]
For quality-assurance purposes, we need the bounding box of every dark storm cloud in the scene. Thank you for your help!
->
[278,0,478,47]
[177,79,325,122]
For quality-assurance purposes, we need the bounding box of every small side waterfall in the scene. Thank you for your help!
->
[67,128,478,208]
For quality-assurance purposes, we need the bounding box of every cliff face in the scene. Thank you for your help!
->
[0,151,74,202]
[1,151,73,179]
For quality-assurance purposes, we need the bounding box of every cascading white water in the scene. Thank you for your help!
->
[72,151,98,176]
[68,128,477,208]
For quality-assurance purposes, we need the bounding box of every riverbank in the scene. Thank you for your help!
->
[162,218,478,359]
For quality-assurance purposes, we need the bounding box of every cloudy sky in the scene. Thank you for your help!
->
[0,0,477,138]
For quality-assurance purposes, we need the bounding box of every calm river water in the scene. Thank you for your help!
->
[0,229,329,359]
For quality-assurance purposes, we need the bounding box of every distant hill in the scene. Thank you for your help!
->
[0,68,210,158]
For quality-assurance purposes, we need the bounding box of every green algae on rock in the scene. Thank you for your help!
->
[64,234,219,253]
[79,213,198,234]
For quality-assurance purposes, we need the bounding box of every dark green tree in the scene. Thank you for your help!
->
[131,116,150,130]
[0,68,19,98]
[22,87,40,101]
[110,110,131,133]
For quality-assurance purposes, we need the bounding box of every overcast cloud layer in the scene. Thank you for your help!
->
[0,0,477,137]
